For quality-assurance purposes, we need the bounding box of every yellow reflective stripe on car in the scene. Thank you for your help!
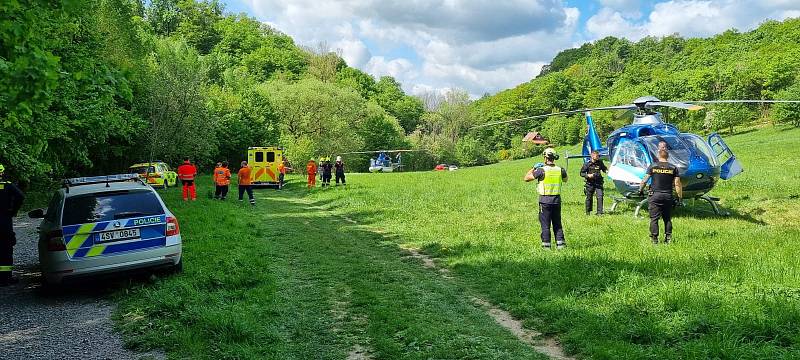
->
[85,245,106,257]
[0,265,12,272]
[66,223,96,256]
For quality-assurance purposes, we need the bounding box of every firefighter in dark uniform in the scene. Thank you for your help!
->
[579,150,607,215]
[638,149,683,244]
[1,164,25,286]
[525,148,568,249]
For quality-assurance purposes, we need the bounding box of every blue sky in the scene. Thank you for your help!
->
[220,1,800,97]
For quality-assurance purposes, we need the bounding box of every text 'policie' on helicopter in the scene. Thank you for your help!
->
[473,96,800,216]
[339,149,424,173]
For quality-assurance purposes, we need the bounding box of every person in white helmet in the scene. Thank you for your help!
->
[334,156,346,186]
[524,148,568,249]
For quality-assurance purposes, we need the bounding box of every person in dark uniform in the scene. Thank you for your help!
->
[638,149,683,244]
[334,156,346,185]
[321,158,333,187]
[525,148,568,249]
[0,164,25,286]
[579,150,607,215]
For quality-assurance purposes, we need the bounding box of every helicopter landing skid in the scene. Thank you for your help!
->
[610,197,649,217]
[697,195,730,216]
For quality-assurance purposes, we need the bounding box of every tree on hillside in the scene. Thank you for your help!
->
[375,76,424,133]
[264,79,367,167]
[774,81,800,126]
[305,42,346,83]
[136,38,217,167]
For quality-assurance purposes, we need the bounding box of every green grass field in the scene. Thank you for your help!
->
[116,126,800,359]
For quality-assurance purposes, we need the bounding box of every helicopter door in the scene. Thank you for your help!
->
[707,133,743,180]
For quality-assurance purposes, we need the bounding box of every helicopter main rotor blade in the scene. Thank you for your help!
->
[470,104,635,129]
[339,149,426,155]
[648,101,704,111]
[679,100,800,105]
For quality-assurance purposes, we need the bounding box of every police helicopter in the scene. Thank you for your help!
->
[339,149,422,173]
[474,96,800,215]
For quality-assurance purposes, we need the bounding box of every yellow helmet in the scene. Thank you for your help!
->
[0,164,4,173]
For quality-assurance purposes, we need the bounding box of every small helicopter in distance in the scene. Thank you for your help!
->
[474,96,800,215]
[339,149,422,173]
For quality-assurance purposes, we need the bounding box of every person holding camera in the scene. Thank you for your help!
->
[524,148,568,249]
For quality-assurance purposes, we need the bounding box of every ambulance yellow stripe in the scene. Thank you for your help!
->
[86,245,106,257]
[66,223,95,256]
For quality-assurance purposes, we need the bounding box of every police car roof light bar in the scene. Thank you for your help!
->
[63,174,145,192]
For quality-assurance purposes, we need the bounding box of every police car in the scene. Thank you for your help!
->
[28,174,182,285]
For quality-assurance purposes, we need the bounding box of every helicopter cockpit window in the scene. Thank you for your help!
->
[613,141,650,169]
[641,135,690,169]
[681,134,718,167]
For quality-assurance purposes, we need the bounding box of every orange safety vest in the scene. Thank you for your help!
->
[307,161,317,175]
[214,167,231,186]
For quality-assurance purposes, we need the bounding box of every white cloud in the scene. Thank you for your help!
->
[242,0,579,97]
[586,0,800,41]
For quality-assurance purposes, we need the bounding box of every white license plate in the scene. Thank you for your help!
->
[98,228,141,243]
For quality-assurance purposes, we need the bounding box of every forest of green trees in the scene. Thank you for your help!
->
[0,0,424,186]
[2,0,800,188]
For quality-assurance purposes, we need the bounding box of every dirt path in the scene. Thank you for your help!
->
[0,217,163,360]
[328,208,573,359]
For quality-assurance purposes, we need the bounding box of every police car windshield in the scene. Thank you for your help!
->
[62,190,164,226]
[130,166,155,174]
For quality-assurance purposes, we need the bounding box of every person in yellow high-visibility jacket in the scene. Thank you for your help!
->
[524,148,568,249]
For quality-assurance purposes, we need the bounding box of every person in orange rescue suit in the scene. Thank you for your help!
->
[238,161,256,205]
[213,161,232,200]
[306,159,317,188]
[177,157,198,201]
[0,164,24,286]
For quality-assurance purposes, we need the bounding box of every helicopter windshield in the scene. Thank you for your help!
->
[681,134,718,167]
[641,135,690,170]
[613,140,650,170]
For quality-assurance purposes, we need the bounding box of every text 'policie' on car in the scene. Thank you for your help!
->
[28,174,182,285]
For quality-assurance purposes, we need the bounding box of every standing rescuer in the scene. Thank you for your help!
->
[334,156,346,186]
[639,149,683,244]
[306,159,317,188]
[277,157,290,189]
[525,148,568,249]
[580,150,608,215]
[213,161,231,200]
[177,157,198,201]
[238,161,256,205]
[321,157,333,187]
[0,164,24,286]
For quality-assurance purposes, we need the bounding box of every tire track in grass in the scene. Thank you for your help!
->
[310,202,573,360]
[265,195,547,359]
